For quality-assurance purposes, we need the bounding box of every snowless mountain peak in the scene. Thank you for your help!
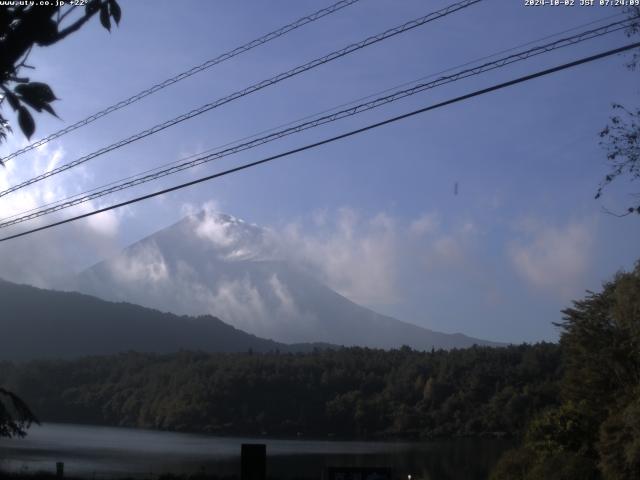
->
[74,211,501,349]
[171,210,277,262]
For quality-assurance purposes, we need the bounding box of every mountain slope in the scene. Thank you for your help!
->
[0,279,313,361]
[73,212,500,349]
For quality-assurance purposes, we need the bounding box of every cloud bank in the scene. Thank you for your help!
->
[0,141,122,287]
[509,217,595,298]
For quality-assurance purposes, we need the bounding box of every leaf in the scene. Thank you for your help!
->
[34,18,59,46]
[109,0,121,25]
[0,114,12,134]
[100,3,111,31]
[15,82,58,116]
[18,96,43,112]
[17,107,35,139]
[41,103,59,118]
[4,90,20,110]
[85,0,100,15]
[15,82,57,103]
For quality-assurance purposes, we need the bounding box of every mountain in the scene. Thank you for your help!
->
[72,211,500,350]
[0,279,322,361]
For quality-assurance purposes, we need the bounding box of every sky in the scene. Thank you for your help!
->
[0,0,639,344]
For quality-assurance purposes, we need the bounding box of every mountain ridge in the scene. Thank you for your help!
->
[0,278,332,361]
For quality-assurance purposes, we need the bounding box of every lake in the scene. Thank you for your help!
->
[0,423,510,479]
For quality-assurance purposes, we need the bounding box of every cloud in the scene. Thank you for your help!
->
[206,276,269,333]
[197,272,318,342]
[195,212,239,248]
[433,235,464,264]
[247,209,480,308]
[0,141,122,286]
[180,200,221,219]
[274,208,400,306]
[414,215,479,272]
[268,273,298,317]
[86,210,120,237]
[410,212,439,236]
[182,202,277,261]
[509,218,594,297]
[109,240,169,285]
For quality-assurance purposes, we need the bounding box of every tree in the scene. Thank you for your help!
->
[0,0,121,437]
[596,7,640,216]
[598,395,640,479]
[491,261,640,479]
[0,387,38,438]
[0,0,121,151]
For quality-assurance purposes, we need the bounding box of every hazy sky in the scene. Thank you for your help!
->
[0,0,639,343]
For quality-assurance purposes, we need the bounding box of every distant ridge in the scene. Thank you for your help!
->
[0,279,328,361]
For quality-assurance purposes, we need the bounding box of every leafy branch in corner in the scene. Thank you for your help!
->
[597,103,640,216]
[0,387,39,438]
[0,0,121,158]
[596,7,640,216]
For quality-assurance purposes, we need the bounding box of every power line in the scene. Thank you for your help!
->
[0,0,483,199]
[2,40,638,244]
[3,7,625,221]
[0,17,634,229]
[6,9,623,223]
[0,0,362,164]
[0,9,628,224]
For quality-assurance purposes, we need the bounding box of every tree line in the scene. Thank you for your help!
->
[0,342,560,440]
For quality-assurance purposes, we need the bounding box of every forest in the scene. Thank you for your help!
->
[1,262,638,480]
[490,261,640,479]
[0,342,560,440]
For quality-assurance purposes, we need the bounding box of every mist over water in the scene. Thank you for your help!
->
[0,423,510,479]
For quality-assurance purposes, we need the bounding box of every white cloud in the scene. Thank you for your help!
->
[509,218,594,297]
[207,276,269,333]
[180,200,221,218]
[86,210,119,237]
[413,213,479,272]
[268,274,298,317]
[410,212,439,236]
[0,140,122,286]
[274,208,400,306]
[182,202,277,261]
[252,209,482,308]
[433,235,464,264]
[195,213,238,248]
[109,241,169,284]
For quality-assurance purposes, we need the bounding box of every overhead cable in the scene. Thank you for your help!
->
[0,17,634,229]
[0,0,483,198]
[1,40,638,243]
[0,0,362,164]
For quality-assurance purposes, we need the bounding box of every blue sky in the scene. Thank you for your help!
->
[0,0,639,343]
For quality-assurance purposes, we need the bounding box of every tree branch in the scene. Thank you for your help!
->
[52,8,99,43]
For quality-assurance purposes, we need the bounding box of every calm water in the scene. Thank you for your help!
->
[0,423,510,479]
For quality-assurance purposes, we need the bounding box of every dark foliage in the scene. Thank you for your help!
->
[0,387,38,438]
[491,262,640,480]
[598,103,640,215]
[596,7,640,214]
[0,343,560,440]
[0,0,121,148]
